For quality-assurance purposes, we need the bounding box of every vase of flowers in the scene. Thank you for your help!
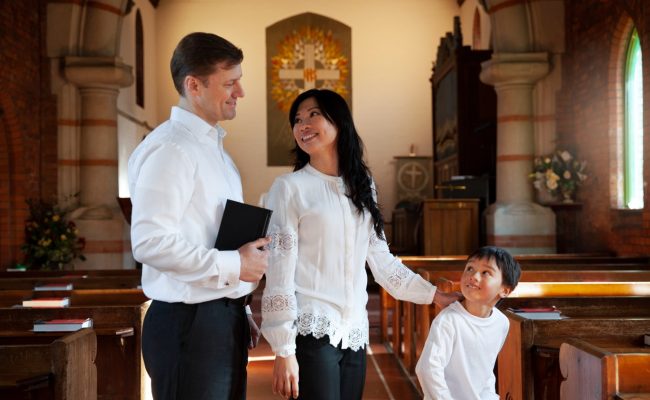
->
[22,199,86,270]
[531,149,587,203]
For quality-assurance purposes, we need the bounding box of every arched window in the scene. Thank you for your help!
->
[624,28,643,209]
[135,10,144,108]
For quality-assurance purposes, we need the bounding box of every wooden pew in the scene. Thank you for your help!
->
[0,275,140,290]
[498,296,650,400]
[0,290,150,400]
[0,275,142,291]
[0,328,97,400]
[559,337,650,400]
[0,269,141,279]
[0,288,148,307]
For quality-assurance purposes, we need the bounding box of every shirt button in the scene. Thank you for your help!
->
[225,282,230,286]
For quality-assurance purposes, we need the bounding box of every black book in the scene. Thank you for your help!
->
[215,199,272,250]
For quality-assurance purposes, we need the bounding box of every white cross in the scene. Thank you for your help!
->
[278,44,341,90]
[404,164,424,189]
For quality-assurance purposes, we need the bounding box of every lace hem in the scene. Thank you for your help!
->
[296,313,369,351]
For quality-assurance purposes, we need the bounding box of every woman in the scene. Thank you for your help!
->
[261,89,460,400]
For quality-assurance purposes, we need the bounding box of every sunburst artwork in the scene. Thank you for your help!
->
[266,13,351,166]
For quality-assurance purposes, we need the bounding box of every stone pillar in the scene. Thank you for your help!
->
[64,56,133,269]
[480,52,556,254]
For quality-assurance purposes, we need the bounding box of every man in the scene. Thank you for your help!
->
[128,32,270,400]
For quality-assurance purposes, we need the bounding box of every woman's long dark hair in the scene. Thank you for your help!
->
[289,89,385,240]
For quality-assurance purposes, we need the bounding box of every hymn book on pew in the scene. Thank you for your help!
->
[509,306,565,320]
[34,282,74,291]
[33,318,93,332]
[214,199,272,251]
[22,297,70,308]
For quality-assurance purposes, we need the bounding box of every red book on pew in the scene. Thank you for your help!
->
[22,297,70,308]
[33,318,93,332]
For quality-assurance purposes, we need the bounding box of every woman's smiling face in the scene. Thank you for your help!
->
[292,97,338,159]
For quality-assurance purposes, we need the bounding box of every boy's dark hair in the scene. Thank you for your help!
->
[467,246,521,290]
[170,32,243,96]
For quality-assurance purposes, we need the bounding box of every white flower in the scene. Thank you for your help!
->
[559,150,572,162]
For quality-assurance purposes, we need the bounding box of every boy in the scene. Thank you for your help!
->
[415,246,521,399]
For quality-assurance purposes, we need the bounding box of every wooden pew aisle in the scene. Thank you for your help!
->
[559,337,650,400]
[0,270,148,400]
[0,328,96,400]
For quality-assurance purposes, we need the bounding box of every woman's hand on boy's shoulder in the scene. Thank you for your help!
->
[433,291,464,308]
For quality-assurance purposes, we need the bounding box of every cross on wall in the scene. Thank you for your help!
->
[278,44,341,90]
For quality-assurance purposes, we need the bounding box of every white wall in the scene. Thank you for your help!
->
[148,0,458,216]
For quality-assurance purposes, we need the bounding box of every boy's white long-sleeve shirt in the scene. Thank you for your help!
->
[260,164,436,357]
[415,301,508,400]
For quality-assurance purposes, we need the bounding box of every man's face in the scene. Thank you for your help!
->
[192,62,244,125]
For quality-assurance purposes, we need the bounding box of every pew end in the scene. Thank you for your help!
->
[560,337,650,400]
[0,328,97,400]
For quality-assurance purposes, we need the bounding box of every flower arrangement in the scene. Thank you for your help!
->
[531,149,587,202]
[22,199,86,270]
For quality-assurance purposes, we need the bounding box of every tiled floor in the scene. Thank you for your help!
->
[246,291,421,399]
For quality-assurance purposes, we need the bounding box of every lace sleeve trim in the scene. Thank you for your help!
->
[261,294,297,313]
[267,226,297,257]
[386,264,413,291]
[369,230,385,248]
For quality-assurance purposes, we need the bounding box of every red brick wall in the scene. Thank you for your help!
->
[558,0,650,254]
[0,0,57,268]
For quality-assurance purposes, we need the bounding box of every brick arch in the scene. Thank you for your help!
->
[0,93,28,267]
[607,15,635,208]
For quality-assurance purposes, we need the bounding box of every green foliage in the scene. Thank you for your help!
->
[22,199,86,270]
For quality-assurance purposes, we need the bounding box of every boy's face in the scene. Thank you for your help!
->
[460,256,512,307]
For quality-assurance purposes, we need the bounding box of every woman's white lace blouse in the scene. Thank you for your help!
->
[260,164,436,357]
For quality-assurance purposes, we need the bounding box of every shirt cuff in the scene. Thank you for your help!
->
[245,305,252,315]
[216,250,241,288]
[274,344,297,358]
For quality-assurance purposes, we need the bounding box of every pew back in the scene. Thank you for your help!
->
[0,328,96,400]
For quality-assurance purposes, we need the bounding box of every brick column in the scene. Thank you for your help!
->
[64,56,133,268]
[480,52,556,254]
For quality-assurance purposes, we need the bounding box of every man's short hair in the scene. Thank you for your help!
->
[170,32,244,95]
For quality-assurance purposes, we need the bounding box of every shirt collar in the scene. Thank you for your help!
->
[304,163,343,184]
[170,106,227,140]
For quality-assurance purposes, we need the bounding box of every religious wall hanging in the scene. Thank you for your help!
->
[266,12,351,166]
